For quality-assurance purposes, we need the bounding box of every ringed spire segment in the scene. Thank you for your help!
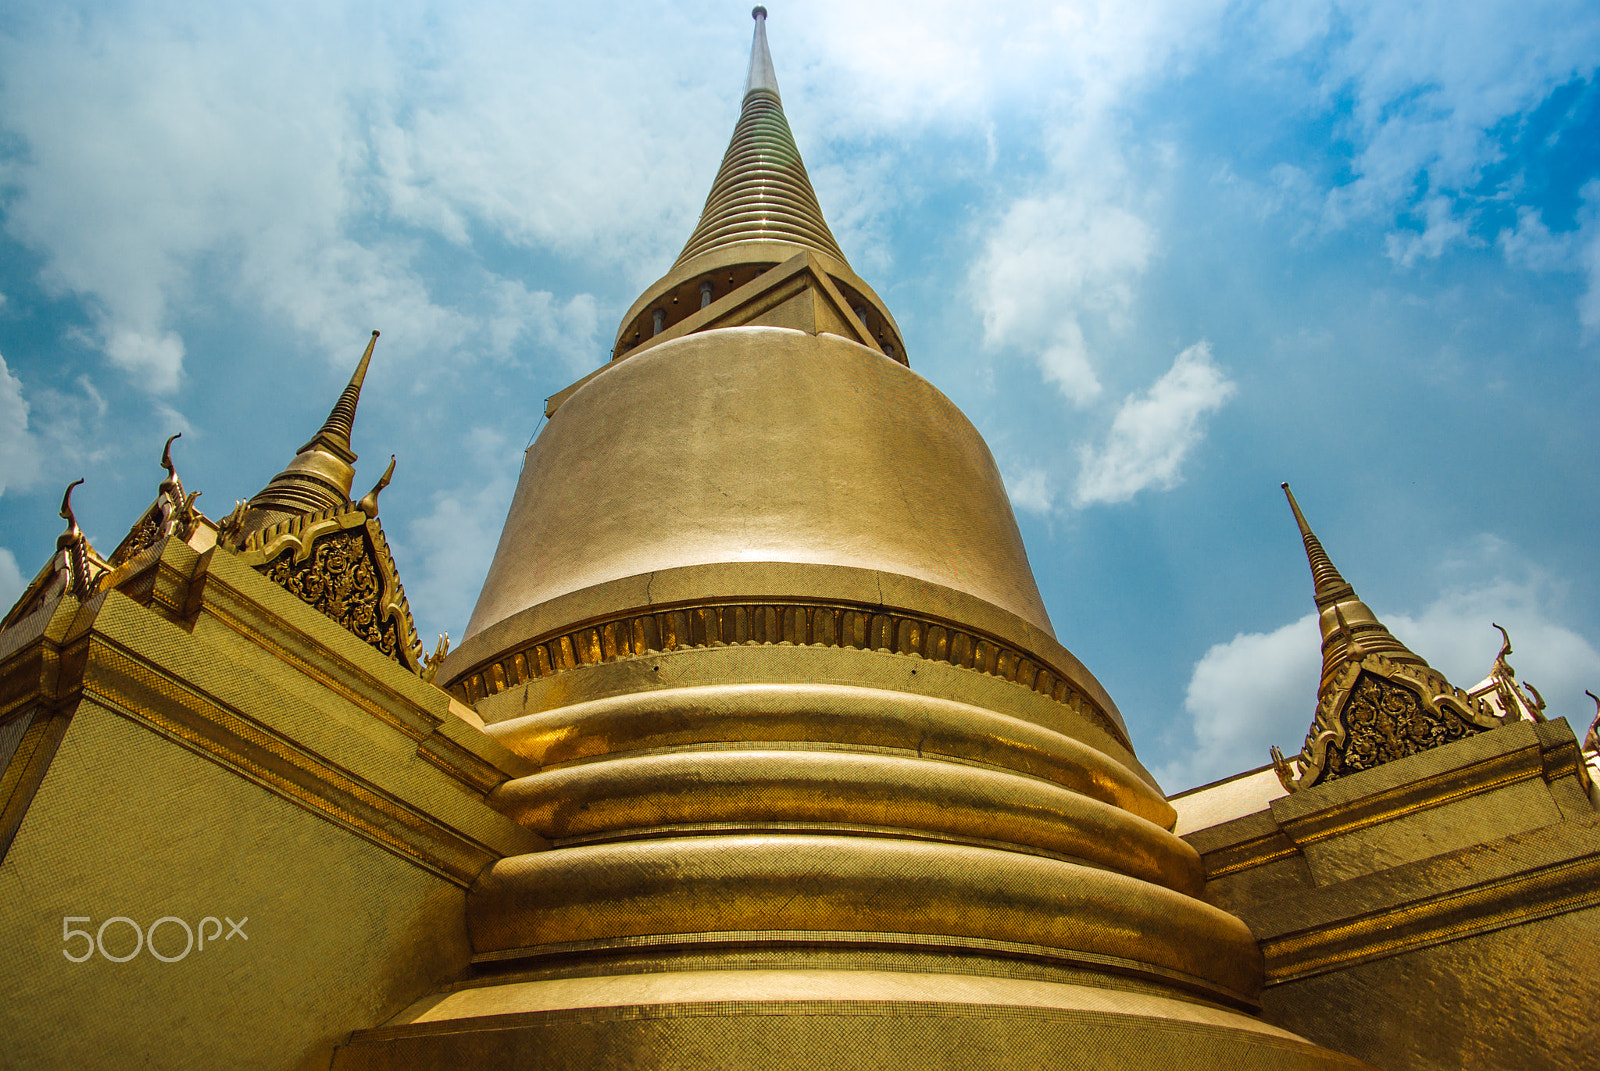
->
[1281,482,1356,607]
[303,329,379,459]
[671,9,847,270]
[606,9,906,373]
[1280,483,1428,690]
[241,331,382,529]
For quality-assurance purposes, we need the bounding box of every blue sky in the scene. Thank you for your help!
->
[2,1,1598,791]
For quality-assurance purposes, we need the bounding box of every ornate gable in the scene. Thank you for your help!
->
[234,503,425,675]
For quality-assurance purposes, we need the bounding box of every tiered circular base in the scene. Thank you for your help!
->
[332,946,1373,1070]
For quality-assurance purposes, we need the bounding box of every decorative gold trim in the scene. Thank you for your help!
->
[0,708,65,866]
[195,567,441,741]
[448,598,1091,718]
[1201,834,1301,881]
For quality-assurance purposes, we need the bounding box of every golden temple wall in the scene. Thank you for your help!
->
[0,539,536,1070]
[1181,719,1600,1071]
[0,702,471,1070]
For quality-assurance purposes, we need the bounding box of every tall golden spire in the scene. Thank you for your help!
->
[1272,484,1506,793]
[671,8,848,270]
[246,331,379,520]
[303,328,377,460]
[1282,483,1428,693]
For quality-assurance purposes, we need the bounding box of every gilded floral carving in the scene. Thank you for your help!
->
[109,508,164,568]
[1323,672,1477,781]
[263,531,400,658]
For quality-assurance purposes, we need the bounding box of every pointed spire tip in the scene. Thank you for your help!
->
[745,4,779,98]
[1281,481,1353,606]
[306,329,380,455]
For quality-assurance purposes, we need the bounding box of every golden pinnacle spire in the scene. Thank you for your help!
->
[1281,482,1355,607]
[1281,483,1427,692]
[245,331,380,523]
[301,329,378,459]
[671,8,848,269]
[746,7,778,97]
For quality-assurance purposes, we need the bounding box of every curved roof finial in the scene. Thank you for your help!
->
[160,433,181,479]
[56,478,92,597]
[358,455,396,518]
[746,6,779,99]
[58,478,85,539]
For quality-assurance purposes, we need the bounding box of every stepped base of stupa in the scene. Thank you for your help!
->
[333,950,1372,1070]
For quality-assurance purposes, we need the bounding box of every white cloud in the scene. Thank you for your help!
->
[1579,181,1600,332]
[1492,183,1600,331]
[1162,570,1600,793]
[1074,341,1235,507]
[1036,321,1103,407]
[1004,467,1054,516]
[1498,206,1576,273]
[1318,0,1600,230]
[1388,579,1600,710]
[0,3,691,393]
[808,150,901,278]
[0,548,25,615]
[974,191,1155,405]
[103,329,186,394]
[792,0,1228,133]
[1159,612,1321,793]
[0,353,41,497]
[1385,195,1475,268]
[495,285,600,377]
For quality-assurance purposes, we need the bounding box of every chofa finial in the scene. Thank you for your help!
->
[58,478,84,534]
[1492,622,1512,666]
[156,432,197,537]
[358,456,396,518]
[160,433,181,478]
[56,478,92,597]
[421,632,451,684]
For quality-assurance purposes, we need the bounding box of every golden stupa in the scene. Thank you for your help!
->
[1,11,1595,1071]
[358,11,1362,1067]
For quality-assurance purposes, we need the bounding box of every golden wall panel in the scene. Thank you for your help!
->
[0,703,471,1070]
[1259,906,1600,1071]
